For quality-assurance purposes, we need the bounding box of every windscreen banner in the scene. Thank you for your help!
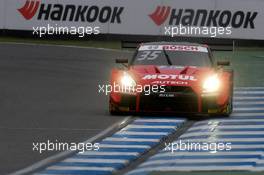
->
[1,0,264,40]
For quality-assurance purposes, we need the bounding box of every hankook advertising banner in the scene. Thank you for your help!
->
[1,0,264,40]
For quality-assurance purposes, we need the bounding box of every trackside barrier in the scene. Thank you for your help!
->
[1,0,264,40]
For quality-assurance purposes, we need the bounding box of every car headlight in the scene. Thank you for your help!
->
[120,73,136,87]
[203,75,220,93]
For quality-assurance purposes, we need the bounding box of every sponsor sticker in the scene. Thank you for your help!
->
[142,74,197,81]
[138,45,208,53]
[159,93,175,98]
[151,81,189,85]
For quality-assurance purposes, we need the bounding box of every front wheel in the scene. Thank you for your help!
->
[109,102,126,115]
[222,94,233,117]
[109,102,119,115]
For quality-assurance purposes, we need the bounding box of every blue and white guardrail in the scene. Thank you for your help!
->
[34,118,185,175]
[127,87,264,175]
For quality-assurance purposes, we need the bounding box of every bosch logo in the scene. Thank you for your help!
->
[18,0,41,20]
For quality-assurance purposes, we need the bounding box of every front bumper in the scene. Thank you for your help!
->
[110,88,226,115]
[139,92,198,113]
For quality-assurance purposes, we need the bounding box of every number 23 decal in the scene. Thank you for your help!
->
[137,51,162,61]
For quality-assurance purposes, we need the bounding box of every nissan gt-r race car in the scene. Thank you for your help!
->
[109,42,233,116]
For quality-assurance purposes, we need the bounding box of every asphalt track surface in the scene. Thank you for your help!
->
[0,43,133,174]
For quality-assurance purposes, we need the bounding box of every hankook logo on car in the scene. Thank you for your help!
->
[18,0,124,23]
[149,6,258,28]
[142,74,197,81]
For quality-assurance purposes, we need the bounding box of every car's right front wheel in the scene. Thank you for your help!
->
[222,93,233,117]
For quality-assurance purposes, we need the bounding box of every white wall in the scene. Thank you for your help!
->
[2,0,264,40]
[0,0,5,29]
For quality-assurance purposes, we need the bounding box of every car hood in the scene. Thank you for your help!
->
[128,65,215,86]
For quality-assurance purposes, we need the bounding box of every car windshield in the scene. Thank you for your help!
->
[133,44,212,67]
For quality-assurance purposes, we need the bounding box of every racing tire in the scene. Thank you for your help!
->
[109,102,123,115]
[222,89,233,117]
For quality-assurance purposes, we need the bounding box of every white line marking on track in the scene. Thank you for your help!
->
[181,131,264,137]
[234,101,264,105]
[235,87,264,90]
[77,151,139,156]
[189,125,264,130]
[234,107,264,111]
[142,158,259,166]
[195,118,264,123]
[103,137,159,142]
[117,131,168,135]
[234,91,264,94]
[63,158,128,164]
[99,144,150,149]
[46,166,115,171]
[127,166,253,174]
[156,151,264,157]
[126,125,176,129]
[135,119,184,123]
[180,138,264,142]
[0,42,132,53]
[231,113,264,117]
[234,96,264,100]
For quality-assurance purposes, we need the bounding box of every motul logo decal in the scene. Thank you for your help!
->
[142,74,197,81]
[149,6,171,26]
[18,0,41,20]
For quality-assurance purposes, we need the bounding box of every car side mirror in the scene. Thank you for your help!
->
[115,58,128,64]
[217,61,230,66]
[115,58,128,68]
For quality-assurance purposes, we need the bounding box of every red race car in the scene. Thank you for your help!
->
[109,42,233,116]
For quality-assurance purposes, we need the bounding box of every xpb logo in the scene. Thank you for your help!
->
[18,0,41,20]
[149,6,171,26]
